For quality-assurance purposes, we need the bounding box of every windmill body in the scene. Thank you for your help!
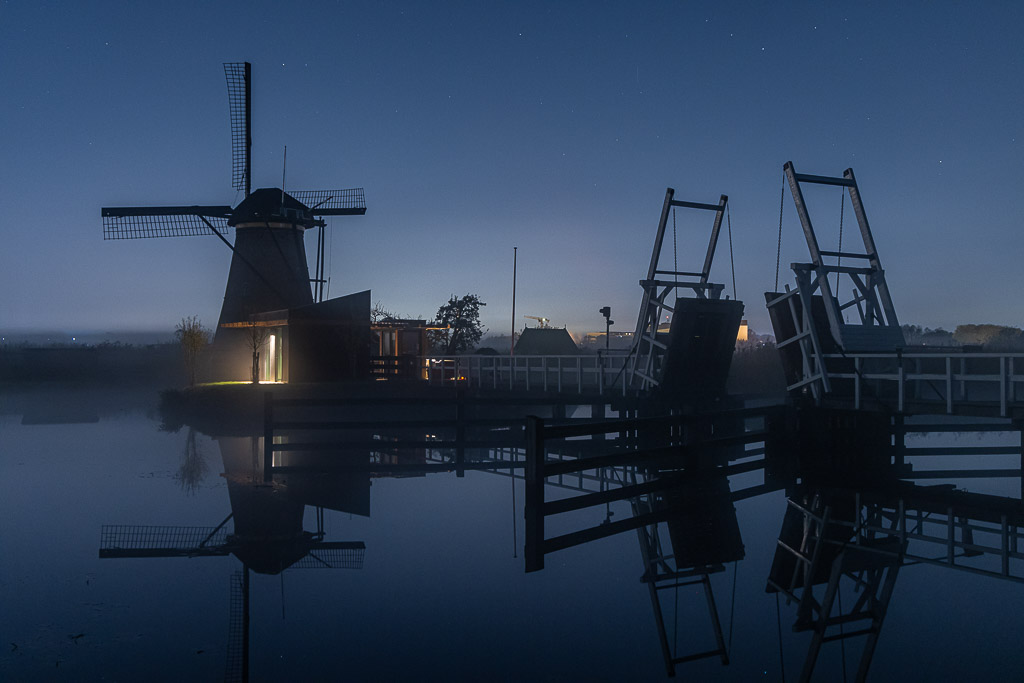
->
[101,62,366,383]
[218,189,316,328]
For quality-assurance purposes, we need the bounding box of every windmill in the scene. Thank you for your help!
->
[101,62,366,379]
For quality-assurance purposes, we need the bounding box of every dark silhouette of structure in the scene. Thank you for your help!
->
[101,62,366,381]
[513,327,579,355]
[627,190,743,398]
[766,162,904,403]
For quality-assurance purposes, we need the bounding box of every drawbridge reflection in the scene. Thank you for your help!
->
[98,415,1024,681]
[517,413,1024,681]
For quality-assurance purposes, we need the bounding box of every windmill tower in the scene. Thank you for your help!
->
[102,62,366,380]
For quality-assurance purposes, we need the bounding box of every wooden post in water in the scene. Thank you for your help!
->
[893,413,906,470]
[1017,419,1024,500]
[455,390,466,478]
[592,402,605,440]
[263,391,274,483]
[524,415,545,572]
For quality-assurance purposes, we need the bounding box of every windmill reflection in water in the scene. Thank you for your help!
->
[99,434,369,682]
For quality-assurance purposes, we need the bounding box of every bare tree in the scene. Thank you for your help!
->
[371,300,397,324]
[245,319,270,383]
[176,428,208,494]
[175,315,210,386]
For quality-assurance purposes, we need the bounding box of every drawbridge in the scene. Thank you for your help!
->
[422,187,743,401]
[766,161,1024,419]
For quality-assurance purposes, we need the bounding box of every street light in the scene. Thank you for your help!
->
[599,306,613,351]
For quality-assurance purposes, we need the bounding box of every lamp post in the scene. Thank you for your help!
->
[599,306,613,351]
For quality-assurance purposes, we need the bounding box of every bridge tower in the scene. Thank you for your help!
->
[627,189,743,397]
[766,163,904,402]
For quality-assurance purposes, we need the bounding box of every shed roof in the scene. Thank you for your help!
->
[513,328,579,355]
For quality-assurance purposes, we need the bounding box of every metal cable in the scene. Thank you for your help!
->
[728,560,737,652]
[672,207,678,285]
[776,591,786,682]
[838,580,848,683]
[673,575,679,658]
[835,190,845,295]
[775,174,785,292]
[327,218,334,299]
[727,203,737,300]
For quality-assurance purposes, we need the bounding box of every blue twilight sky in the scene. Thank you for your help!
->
[1,1,1022,340]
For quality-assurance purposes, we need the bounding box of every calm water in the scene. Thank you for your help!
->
[2,387,1024,681]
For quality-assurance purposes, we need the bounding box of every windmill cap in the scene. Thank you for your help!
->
[228,188,316,227]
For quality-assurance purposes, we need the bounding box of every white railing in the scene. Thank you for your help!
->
[422,354,631,396]
[821,352,1024,416]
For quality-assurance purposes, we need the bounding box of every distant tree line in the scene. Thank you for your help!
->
[902,323,1024,350]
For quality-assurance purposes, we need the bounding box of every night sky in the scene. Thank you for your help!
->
[2,1,1022,341]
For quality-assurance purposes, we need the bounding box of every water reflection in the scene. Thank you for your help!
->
[516,409,1024,681]
[766,477,1024,682]
[99,435,369,681]
[633,474,743,674]
[5,388,1018,680]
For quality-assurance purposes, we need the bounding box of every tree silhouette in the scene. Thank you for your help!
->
[371,300,397,324]
[429,294,486,353]
[245,320,270,383]
[175,315,209,386]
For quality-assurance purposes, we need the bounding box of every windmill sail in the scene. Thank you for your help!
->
[225,570,247,683]
[99,524,231,557]
[291,541,366,569]
[289,189,367,216]
[223,62,251,196]
[102,206,232,240]
[99,524,366,568]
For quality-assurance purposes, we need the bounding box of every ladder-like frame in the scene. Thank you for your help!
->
[784,162,902,347]
[768,163,904,399]
[768,495,903,683]
[628,189,728,392]
[633,496,730,676]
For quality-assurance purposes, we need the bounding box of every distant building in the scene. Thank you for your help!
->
[514,328,579,355]
[737,319,749,342]
[580,331,634,351]
[371,318,433,378]
[478,334,514,354]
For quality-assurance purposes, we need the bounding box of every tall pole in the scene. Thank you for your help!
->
[511,247,518,356]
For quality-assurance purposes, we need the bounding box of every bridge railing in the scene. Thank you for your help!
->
[422,354,631,396]
[822,351,1024,416]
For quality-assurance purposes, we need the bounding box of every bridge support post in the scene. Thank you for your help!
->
[1016,419,1024,500]
[764,407,797,486]
[893,414,906,471]
[592,403,606,440]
